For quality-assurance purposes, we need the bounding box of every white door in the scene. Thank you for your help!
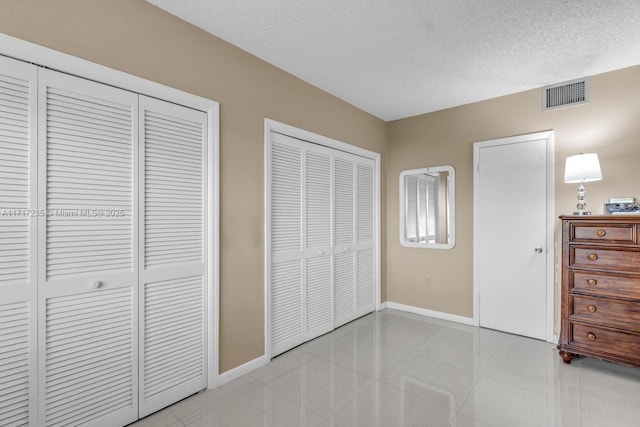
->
[333,152,356,327]
[269,132,335,356]
[0,54,214,425]
[332,151,376,327]
[138,97,208,417]
[269,132,304,356]
[37,69,139,426]
[0,56,38,427]
[268,130,377,357]
[474,133,553,341]
[304,144,334,339]
[355,159,376,317]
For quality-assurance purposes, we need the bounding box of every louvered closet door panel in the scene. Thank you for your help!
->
[38,69,138,427]
[139,96,207,417]
[356,248,375,311]
[271,259,303,356]
[0,57,37,427]
[356,161,375,245]
[269,132,304,356]
[305,255,332,337]
[333,251,355,326]
[271,133,302,254]
[304,146,333,339]
[44,289,135,427]
[356,160,376,315]
[333,153,356,327]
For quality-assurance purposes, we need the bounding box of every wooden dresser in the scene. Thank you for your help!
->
[559,215,640,366]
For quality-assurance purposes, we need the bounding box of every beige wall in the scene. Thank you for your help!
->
[387,65,640,320]
[0,0,387,373]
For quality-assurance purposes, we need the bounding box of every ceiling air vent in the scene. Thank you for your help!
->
[542,78,589,111]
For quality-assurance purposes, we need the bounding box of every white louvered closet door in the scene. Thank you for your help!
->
[0,56,38,427]
[269,130,377,357]
[333,151,356,328]
[138,96,208,417]
[37,69,139,427]
[269,132,304,356]
[355,159,376,316]
[303,143,334,340]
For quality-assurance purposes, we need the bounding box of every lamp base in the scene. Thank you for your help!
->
[572,211,592,215]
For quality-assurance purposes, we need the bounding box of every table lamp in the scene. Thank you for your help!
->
[564,153,602,215]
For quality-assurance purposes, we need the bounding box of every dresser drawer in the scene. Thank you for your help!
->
[571,271,640,299]
[570,295,640,330]
[570,223,636,244]
[570,246,640,272]
[569,322,640,361]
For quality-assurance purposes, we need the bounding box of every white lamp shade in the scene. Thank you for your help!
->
[564,153,603,183]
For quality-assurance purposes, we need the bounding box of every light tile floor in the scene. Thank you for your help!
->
[129,309,640,427]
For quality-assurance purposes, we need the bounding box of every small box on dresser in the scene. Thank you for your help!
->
[559,215,640,367]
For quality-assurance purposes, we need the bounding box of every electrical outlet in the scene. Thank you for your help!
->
[425,277,431,286]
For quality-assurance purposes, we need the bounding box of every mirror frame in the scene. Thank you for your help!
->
[399,166,455,249]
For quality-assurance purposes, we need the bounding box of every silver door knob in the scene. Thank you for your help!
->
[534,247,543,254]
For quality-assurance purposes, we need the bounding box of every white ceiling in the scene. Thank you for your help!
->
[147,0,640,121]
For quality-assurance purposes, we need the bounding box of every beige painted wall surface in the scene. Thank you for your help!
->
[387,65,640,320]
[0,0,387,373]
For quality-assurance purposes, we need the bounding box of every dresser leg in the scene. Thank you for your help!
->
[558,350,574,364]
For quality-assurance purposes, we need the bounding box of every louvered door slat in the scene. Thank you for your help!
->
[0,56,37,427]
[139,96,207,417]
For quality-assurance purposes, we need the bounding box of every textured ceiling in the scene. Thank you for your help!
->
[147,0,640,121]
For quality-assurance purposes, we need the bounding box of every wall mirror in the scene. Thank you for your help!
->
[399,166,455,249]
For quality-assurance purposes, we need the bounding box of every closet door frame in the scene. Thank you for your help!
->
[0,34,221,390]
[264,118,381,359]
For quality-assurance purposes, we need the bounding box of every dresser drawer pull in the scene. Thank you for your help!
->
[587,305,597,313]
[586,279,597,286]
[596,229,607,237]
[586,332,597,341]
[588,253,598,261]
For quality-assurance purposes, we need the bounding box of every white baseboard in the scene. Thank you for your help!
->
[384,301,474,326]
[215,354,269,387]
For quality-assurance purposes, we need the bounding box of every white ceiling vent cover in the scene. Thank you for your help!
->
[542,78,589,111]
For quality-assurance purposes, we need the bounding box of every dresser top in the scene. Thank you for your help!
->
[560,215,640,221]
